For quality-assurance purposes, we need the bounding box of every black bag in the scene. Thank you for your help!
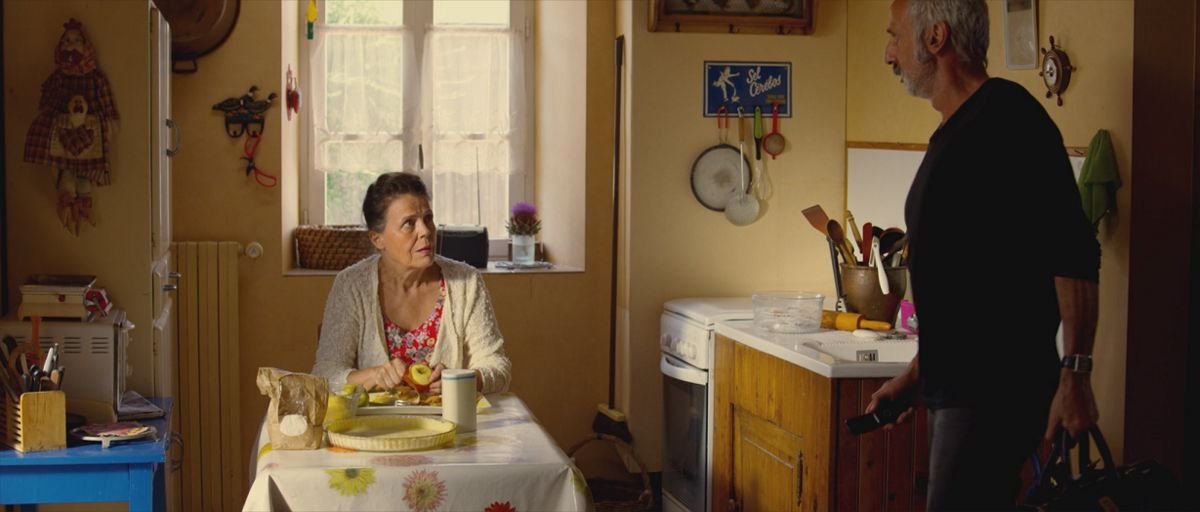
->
[1024,427,1181,511]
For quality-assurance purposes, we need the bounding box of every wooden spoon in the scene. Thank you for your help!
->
[878,228,905,261]
[882,234,908,265]
[826,219,858,265]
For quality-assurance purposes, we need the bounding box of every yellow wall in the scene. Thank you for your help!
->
[846,0,1133,460]
[618,0,849,469]
[165,0,613,502]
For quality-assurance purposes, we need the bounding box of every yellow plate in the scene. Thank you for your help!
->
[326,415,456,452]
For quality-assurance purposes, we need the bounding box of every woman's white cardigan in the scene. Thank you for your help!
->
[312,254,512,393]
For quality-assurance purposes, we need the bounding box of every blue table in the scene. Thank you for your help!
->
[0,398,172,511]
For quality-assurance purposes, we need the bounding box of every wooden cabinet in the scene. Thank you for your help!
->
[713,334,928,512]
[4,0,174,396]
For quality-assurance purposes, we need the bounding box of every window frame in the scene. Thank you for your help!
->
[299,0,534,259]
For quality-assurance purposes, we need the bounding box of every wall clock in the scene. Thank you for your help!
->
[1039,35,1074,106]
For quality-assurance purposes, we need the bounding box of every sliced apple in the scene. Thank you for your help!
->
[403,363,433,392]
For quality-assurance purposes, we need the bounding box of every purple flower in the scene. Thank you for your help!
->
[511,202,537,217]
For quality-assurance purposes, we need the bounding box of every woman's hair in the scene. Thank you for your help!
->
[908,0,989,71]
[362,172,430,233]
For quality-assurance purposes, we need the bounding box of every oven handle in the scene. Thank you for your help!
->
[660,354,708,386]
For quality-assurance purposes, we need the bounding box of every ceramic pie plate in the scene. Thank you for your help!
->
[357,394,492,416]
[71,425,157,449]
[326,416,456,452]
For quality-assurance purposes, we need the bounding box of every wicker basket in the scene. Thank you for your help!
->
[294,225,376,270]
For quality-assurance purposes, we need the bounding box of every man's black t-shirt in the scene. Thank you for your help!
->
[905,78,1099,409]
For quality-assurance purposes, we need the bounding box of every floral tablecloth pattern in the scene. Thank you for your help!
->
[244,393,590,511]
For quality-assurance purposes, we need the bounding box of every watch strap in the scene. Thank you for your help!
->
[1061,354,1093,373]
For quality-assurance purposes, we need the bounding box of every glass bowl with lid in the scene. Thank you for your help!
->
[752,291,825,334]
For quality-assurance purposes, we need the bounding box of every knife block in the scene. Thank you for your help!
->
[0,390,66,452]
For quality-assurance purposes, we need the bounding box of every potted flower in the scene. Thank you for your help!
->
[506,202,541,264]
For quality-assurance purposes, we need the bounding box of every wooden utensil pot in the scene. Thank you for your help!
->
[840,264,907,322]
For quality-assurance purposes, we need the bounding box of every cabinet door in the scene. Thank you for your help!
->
[150,1,173,261]
[734,408,806,512]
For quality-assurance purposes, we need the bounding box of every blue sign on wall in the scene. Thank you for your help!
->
[704,61,791,118]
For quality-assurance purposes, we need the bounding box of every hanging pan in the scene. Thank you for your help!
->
[691,107,751,211]
[158,0,241,74]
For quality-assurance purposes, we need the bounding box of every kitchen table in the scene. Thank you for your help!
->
[0,398,173,512]
[244,392,589,511]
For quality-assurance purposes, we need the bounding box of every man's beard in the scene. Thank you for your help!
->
[893,47,936,99]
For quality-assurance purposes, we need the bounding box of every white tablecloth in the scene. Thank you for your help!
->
[244,393,589,511]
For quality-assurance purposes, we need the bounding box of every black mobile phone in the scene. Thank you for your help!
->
[846,399,911,435]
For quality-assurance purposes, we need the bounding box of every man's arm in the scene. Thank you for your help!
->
[1045,276,1100,440]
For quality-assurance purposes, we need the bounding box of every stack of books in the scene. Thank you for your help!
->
[18,274,98,321]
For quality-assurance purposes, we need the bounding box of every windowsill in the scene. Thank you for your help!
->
[284,262,583,277]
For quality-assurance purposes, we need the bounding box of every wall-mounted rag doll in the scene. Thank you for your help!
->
[23,18,119,235]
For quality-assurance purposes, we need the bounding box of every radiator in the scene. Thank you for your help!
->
[172,242,241,512]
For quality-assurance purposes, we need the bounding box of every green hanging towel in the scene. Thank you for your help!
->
[1077,129,1121,227]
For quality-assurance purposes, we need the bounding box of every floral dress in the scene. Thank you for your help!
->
[383,278,445,366]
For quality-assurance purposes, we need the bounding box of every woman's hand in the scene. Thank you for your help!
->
[348,359,408,390]
[426,365,484,395]
[426,364,447,394]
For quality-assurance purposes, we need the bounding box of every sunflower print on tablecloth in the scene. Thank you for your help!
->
[403,469,447,511]
[485,502,517,512]
[325,467,377,497]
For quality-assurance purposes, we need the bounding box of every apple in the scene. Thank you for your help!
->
[403,363,433,392]
[339,383,367,407]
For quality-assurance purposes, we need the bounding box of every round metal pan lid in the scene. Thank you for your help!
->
[690,144,751,212]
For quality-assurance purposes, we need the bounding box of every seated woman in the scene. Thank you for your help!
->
[312,172,511,394]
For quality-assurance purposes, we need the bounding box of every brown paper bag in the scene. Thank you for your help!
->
[256,367,328,450]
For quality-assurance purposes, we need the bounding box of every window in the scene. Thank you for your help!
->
[302,0,532,252]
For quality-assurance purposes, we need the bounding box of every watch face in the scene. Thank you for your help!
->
[1043,57,1059,87]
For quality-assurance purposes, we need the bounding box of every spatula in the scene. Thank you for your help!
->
[860,222,873,265]
[801,205,831,237]
[871,238,891,295]
[845,210,865,253]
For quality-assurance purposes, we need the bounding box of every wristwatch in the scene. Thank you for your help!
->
[1061,354,1093,373]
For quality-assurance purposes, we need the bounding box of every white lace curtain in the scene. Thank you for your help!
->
[312,24,527,237]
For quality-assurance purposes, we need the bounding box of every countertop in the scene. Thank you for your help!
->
[715,320,917,379]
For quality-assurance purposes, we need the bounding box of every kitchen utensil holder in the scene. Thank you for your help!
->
[840,265,907,323]
[0,390,66,452]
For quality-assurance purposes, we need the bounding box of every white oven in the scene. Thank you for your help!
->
[661,298,752,512]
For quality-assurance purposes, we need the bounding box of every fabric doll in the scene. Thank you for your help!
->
[23,18,119,234]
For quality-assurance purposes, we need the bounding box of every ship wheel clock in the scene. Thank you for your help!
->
[1039,35,1074,106]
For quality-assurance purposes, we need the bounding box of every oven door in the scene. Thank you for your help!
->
[662,353,709,512]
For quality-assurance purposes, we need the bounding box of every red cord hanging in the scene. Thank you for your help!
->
[241,133,277,187]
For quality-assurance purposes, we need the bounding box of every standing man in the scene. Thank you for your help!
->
[866,0,1101,509]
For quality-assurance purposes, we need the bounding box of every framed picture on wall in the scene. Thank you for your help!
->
[649,0,815,35]
[1004,0,1038,69]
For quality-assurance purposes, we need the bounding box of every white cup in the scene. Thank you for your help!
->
[441,369,476,433]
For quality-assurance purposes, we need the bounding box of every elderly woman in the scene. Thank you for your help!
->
[312,172,511,394]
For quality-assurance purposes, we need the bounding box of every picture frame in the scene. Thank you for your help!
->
[649,0,815,35]
[1003,0,1038,70]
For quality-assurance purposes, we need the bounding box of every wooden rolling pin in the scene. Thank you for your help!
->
[822,311,892,332]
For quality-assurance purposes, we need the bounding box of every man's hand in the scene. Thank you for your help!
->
[866,363,919,429]
[1044,370,1099,440]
